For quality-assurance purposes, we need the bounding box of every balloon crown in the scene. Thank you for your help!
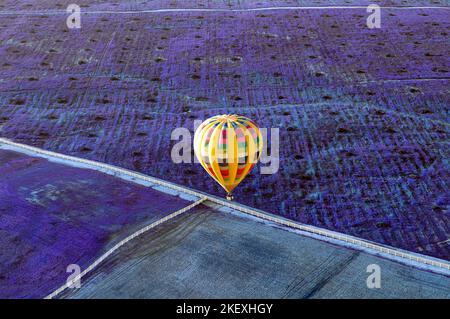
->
[215,114,239,122]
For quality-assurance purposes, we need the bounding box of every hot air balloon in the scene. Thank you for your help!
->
[194,114,263,200]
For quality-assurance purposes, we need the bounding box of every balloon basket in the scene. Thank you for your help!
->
[226,193,234,201]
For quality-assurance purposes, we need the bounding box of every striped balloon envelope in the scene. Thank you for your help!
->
[194,114,263,200]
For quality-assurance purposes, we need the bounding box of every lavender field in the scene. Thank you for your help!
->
[0,149,190,298]
[0,1,449,260]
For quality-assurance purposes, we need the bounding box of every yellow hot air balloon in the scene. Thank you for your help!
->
[194,114,263,200]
